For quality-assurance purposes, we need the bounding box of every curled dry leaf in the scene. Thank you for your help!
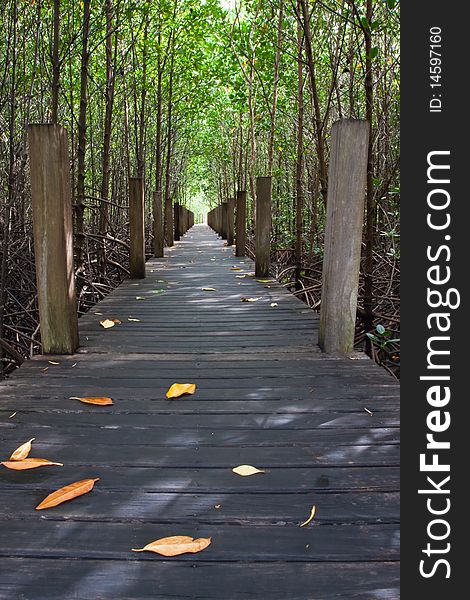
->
[202,287,217,291]
[241,297,261,303]
[69,396,114,406]
[9,437,35,461]
[166,383,196,399]
[230,267,242,271]
[100,319,116,329]
[270,303,278,308]
[232,465,265,477]
[132,536,211,557]
[9,412,17,418]
[36,478,100,510]
[299,505,317,528]
[48,361,60,365]
[2,458,63,471]
[364,408,373,416]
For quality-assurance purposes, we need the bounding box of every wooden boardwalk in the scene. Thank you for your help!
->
[0,225,399,599]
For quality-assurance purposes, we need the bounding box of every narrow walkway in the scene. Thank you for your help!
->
[0,225,399,599]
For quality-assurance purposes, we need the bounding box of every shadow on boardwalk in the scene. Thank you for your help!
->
[0,225,399,599]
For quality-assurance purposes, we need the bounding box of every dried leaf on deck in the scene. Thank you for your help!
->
[136,296,146,300]
[299,505,317,527]
[128,318,141,322]
[36,478,100,510]
[70,396,114,406]
[232,464,265,476]
[100,319,116,329]
[202,287,217,291]
[9,438,35,461]
[235,275,246,279]
[230,267,242,271]
[48,361,60,365]
[241,297,261,303]
[166,383,196,399]
[132,536,211,556]
[2,458,63,471]
[270,303,278,308]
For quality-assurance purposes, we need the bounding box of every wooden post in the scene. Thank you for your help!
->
[129,177,146,279]
[164,196,174,246]
[221,201,228,240]
[28,124,79,354]
[227,197,235,246]
[174,202,180,241]
[255,177,272,277]
[235,190,247,257]
[153,191,164,258]
[319,119,370,353]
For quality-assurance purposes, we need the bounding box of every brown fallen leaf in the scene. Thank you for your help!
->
[232,465,265,477]
[9,438,35,461]
[240,297,261,303]
[166,383,196,399]
[132,536,211,556]
[112,319,122,325]
[299,505,317,527]
[36,478,100,510]
[2,458,63,471]
[100,319,116,329]
[69,396,114,406]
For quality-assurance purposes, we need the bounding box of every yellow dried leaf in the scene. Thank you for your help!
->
[128,318,141,322]
[136,296,146,300]
[235,275,246,279]
[1,458,63,471]
[48,361,60,365]
[299,505,317,527]
[270,303,278,308]
[9,412,17,418]
[202,287,217,291]
[257,280,273,283]
[100,319,116,329]
[9,438,35,461]
[132,536,211,556]
[230,267,242,271]
[36,478,100,510]
[70,397,114,406]
[364,408,373,416]
[241,297,261,303]
[232,465,265,476]
[166,383,196,399]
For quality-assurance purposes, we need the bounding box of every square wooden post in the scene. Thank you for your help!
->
[174,202,181,241]
[235,190,247,257]
[221,202,228,240]
[255,177,272,277]
[164,195,174,247]
[227,197,235,246]
[153,191,164,258]
[28,124,79,354]
[319,119,370,353]
[129,177,146,279]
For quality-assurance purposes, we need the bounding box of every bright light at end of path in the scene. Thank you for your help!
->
[220,0,237,10]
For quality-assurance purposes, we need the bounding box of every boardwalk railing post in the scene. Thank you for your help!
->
[129,177,146,279]
[227,197,235,246]
[319,119,370,353]
[255,177,272,277]
[174,202,181,241]
[153,190,164,258]
[28,124,79,354]
[235,190,247,257]
[221,201,228,240]
[165,195,174,247]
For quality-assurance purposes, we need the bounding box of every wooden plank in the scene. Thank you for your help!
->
[0,559,399,600]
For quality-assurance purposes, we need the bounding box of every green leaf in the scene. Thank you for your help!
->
[370,47,379,60]
[376,324,386,335]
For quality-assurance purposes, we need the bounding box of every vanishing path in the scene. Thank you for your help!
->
[0,225,399,599]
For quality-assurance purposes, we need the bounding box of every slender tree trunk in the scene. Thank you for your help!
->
[75,0,91,289]
[363,0,375,338]
[268,0,284,175]
[295,10,304,289]
[298,0,328,204]
[51,0,60,123]
[99,0,117,278]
